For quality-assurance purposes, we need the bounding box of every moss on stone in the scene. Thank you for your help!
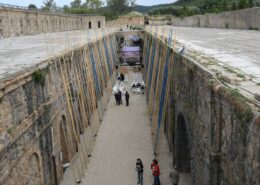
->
[216,73,225,82]
[223,66,246,79]
[0,96,4,103]
[254,94,260,102]
[236,73,245,78]
[7,127,14,137]
[240,107,254,123]
[32,69,47,87]
[225,88,254,123]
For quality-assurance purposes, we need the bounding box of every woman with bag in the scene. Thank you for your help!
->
[136,158,144,185]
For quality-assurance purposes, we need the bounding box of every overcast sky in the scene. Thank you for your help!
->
[0,0,175,7]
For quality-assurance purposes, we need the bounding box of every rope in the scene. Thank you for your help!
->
[66,50,89,172]
[50,61,79,184]
[154,29,174,152]
[77,46,96,153]
[56,57,84,179]
[149,28,164,120]
[79,45,97,141]
[144,27,175,155]
[155,34,177,157]
[147,27,159,101]
[86,46,101,135]
[102,30,113,76]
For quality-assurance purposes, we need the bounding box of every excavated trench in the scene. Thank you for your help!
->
[0,29,259,185]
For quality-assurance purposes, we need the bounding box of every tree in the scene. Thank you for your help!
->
[248,0,253,7]
[106,0,135,15]
[28,4,37,10]
[63,5,70,12]
[231,2,237,10]
[42,0,56,12]
[238,0,247,9]
[83,0,103,9]
[222,0,227,11]
[70,0,82,8]
[128,0,135,7]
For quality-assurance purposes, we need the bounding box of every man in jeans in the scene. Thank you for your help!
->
[151,159,160,185]
[136,159,143,185]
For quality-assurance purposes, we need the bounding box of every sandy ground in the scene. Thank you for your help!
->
[60,70,191,185]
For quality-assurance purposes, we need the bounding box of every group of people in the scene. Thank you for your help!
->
[135,159,180,185]
[135,159,161,185]
[114,72,130,106]
[114,90,130,106]
[114,91,130,106]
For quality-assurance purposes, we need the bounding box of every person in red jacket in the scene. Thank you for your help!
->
[151,159,161,185]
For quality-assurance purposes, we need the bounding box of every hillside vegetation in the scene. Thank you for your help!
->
[135,0,260,17]
[35,0,259,20]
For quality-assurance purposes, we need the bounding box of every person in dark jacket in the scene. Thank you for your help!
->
[118,91,122,105]
[136,159,144,185]
[125,91,130,106]
[115,92,119,105]
[120,73,125,81]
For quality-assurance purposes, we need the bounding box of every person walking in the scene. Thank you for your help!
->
[151,159,160,185]
[120,73,125,81]
[170,167,180,185]
[115,92,118,105]
[118,91,122,105]
[136,159,144,185]
[125,91,130,106]
[115,92,120,105]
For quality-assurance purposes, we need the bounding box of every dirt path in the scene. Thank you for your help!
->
[60,70,191,185]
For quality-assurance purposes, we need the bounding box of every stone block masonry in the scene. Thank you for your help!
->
[0,31,118,184]
[106,16,144,27]
[171,7,260,30]
[0,6,105,38]
[143,29,260,185]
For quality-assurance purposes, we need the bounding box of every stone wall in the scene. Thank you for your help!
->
[0,32,118,184]
[149,20,169,26]
[171,7,260,29]
[148,16,171,26]
[0,6,105,38]
[143,31,260,185]
[106,16,144,27]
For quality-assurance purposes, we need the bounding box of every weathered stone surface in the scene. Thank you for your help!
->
[0,6,105,38]
[171,7,260,30]
[143,31,260,185]
[106,16,144,27]
[0,32,118,184]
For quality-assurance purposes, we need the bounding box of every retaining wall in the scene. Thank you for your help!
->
[106,16,144,27]
[0,32,118,184]
[171,7,260,29]
[0,6,105,38]
[143,31,260,185]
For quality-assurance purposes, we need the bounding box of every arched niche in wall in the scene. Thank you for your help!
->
[98,21,101,28]
[175,113,191,172]
[60,115,70,165]
[27,153,43,185]
[89,21,92,29]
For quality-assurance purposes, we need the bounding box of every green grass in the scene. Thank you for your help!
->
[226,88,254,122]
[237,73,245,78]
